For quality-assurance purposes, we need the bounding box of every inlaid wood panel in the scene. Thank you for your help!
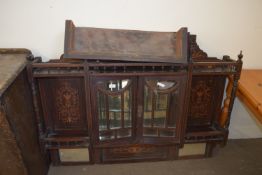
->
[188,75,226,126]
[38,77,88,135]
[100,145,176,162]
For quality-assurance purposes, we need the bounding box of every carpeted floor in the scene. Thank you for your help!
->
[48,139,262,175]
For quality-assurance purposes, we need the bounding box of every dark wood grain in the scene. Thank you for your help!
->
[63,20,188,63]
[1,69,48,174]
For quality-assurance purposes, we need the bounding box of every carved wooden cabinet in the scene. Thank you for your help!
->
[28,20,242,165]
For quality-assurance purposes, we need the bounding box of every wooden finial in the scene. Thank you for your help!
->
[238,50,243,60]
[26,54,34,61]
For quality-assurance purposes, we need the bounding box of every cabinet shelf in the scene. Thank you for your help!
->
[185,125,226,143]
[44,136,90,149]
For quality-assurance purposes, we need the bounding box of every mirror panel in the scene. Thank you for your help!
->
[96,79,132,141]
[143,80,177,137]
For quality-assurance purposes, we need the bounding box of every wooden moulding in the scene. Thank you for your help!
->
[63,20,188,63]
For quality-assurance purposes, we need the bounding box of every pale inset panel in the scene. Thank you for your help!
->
[179,143,206,157]
[59,148,89,162]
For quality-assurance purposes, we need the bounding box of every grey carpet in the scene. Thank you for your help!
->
[48,139,262,175]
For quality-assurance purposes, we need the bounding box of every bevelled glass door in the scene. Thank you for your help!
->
[91,75,186,144]
[92,77,135,142]
[140,76,186,141]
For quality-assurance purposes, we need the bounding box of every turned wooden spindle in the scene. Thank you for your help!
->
[219,51,243,128]
[219,77,233,127]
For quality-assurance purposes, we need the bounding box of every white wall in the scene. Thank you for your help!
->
[1,0,262,67]
[1,0,262,138]
[229,98,262,138]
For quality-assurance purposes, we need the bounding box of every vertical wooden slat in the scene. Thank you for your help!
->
[105,95,110,130]
[64,20,75,55]
[179,63,193,146]
[151,91,156,127]
[136,77,143,139]
[165,93,171,128]
[114,130,117,139]
[84,61,91,134]
[121,93,124,128]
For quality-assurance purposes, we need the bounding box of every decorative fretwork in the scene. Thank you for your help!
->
[88,63,187,74]
[44,136,89,149]
[185,133,225,143]
[190,35,208,59]
[192,63,238,74]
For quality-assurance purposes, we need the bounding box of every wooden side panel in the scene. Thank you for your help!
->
[38,77,88,135]
[187,75,226,127]
[1,70,48,175]
[0,105,28,175]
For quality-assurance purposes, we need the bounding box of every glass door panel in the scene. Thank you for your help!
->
[92,75,186,144]
[143,79,179,138]
[95,79,133,141]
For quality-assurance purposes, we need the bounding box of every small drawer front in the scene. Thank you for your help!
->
[101,145,175,162]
